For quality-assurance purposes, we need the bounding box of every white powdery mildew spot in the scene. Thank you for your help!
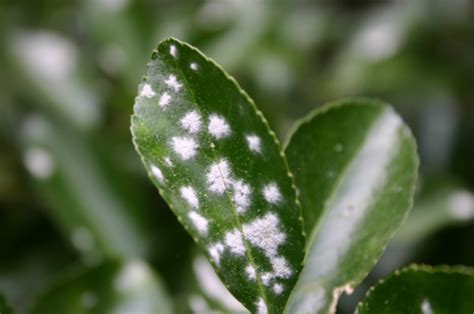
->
[245,265,256,281]
[421,298,433,314]
[208,114,231,139]
[261,272,273,286]
[262,182,282,205]
[232,180,252,214]
[224,229,246,256]
[271,256,292,279]
[256,298,268,314]
[158,92,171,109]
[164,156,173,167]
[165,74,182,92]
[243,212,286,258]
[273,283,283,295]
[206,159,232,194]
[139,83,155,98]
[209,243,225,266]
[180,186,199,208]
[170,45,177,58]
[150,165,164,183]
[190,62,198,71]
[246,134,262,153]
[189,211,208,236]
[171,136,198,160]
[180,110,202,134]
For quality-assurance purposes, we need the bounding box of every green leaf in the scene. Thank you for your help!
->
[131,37,305,313]
[284,99,418,313]
[357,264,474,313]
[31,260,173,314]
[0,293,14,314]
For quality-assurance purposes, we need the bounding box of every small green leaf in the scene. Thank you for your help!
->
[284,99,418,313]
[31,260,173,314]
[0,294,14,314]
[357,264,474,313]
[131,38,305,313]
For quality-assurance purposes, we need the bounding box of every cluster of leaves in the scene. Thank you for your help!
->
[1,0,473,313]
[129,38,473,313]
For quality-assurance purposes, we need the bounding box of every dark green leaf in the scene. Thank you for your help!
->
[131,38,305,313]
[0,293,14,314]
[357,264,474,313]
[284,99,418,313]
[31,260,173,314]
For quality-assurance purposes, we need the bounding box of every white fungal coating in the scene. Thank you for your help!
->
[232,179,252,214]
[170,45,177,58]
[421,298,433,314]
[23,147,55,180]
[165,74,182,92]
[189,211,208,235]
[150,165,164,183]
[246,134,262,153]
[261,272,273,286]
[190,62,198,70]
[180,186,199,208]
[270,256,292,279]
[208,114,231,139]
[159,92,171,109]
[139,83,155,98]
[206,159,232,194]
[272,283,283,295]
[171,136,198,160]
[245,264,256,281]
[262,183,282,205]
[209,243,225,266]
[164,156,173,167]
[224,229,246,256]
[243,212,286,258]
[180,110,201,134]
[256,298,268,314]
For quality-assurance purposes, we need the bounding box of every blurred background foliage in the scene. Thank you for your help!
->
[0,0,473,313]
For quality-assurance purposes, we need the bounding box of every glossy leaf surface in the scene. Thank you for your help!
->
[131,38,305,313]
[284,99,418,313]
[357,265,474,313]
[31,260,172,314]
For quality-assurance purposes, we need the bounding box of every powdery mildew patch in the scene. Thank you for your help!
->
[180,110,202,134]
[189,211,209,236]
[208,114,231,139]
[159,92,171,109]
[246,134,262,153]
[243,212,286,258]
[232,179,252,214]
[140,83,155,98]
[262,183,282,205]
[190,62,198,71]
[256,298,268,314]
[150,165,164,183]
[180,186,199,208]
[170,45,177,58]
[171,136,198,160]
[165,75,182,92]
[272,283,283,295]
[245,264,256,281]
[206,159,232,194]
[224,229,246,256]
[209,242,225,266]
[164,156,173,167]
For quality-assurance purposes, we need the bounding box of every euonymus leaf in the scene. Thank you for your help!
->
[31,260,173,314]
[0,293,14,314]
[284,99,418,313]
[131,38,305,313]
[357,264,474,313]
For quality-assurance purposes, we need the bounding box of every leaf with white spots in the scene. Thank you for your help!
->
[131,38,305,313]
[284,99,418,313]
[357,265,474,314]
[31,260,173,314]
